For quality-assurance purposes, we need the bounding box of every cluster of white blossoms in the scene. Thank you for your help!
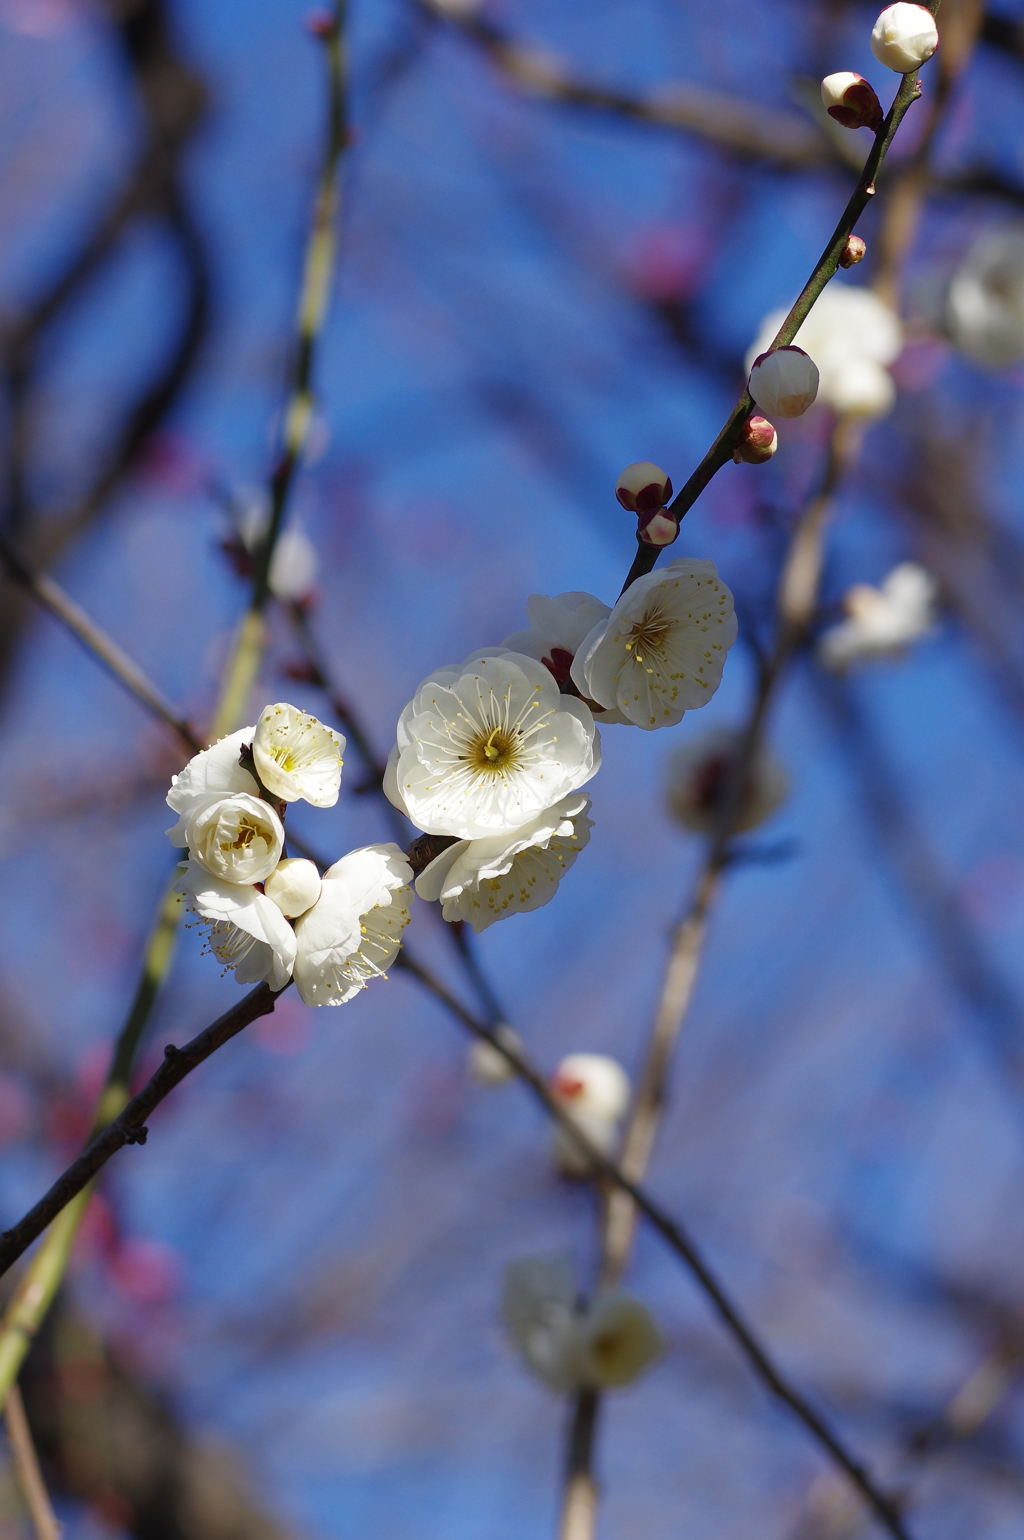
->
[387,553,737,932]
[168,703,413,1004]
[818,562,938,671]
[502,1255,663,1394]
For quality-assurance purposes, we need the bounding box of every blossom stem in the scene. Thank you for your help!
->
[0,952,910,1540]
[620,33,935,597]
[4,1384,61,1540]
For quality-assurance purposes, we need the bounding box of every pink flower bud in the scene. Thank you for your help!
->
[820,72,884,131]
[637,508,680,546]
[839,234,867,269]
[870,3,938,73]
[732,415,778,465]
[748,346,819,419]
[615,461,673,514]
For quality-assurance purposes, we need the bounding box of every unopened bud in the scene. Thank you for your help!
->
[748,346,819,418]
[820,72,884,131]
[264,858,322,918]
[870,3,938,73]
[732,415,778,465]
[615,461,673,514]
[839,234,867,269]
[637,508,680,546]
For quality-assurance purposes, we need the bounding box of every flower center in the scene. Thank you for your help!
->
[624,606,672,665]
[268,744,300,772]
[468,725,520,774]
[223,818,260,852]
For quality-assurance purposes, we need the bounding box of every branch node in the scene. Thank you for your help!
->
[121,1124,149,1146]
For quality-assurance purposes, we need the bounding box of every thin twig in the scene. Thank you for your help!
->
[4,1385,61,1540]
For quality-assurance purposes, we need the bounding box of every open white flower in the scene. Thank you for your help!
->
[166,727,258,823]
[550,1052,631,1178]
[502,1256,662,1393]
[570,559,737,731]
[665,727,788,836]
[172,792,284,886]
[385,652,600,839]
[818,562,938,671]
[293,844,413,1006]
[748,284,902,420]
[252,703,345,807]
[175,862,296,991]
[415,794,592,932]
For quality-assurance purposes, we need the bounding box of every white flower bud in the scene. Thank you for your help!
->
[263,857,322,918]
[748,346,819,418]
[615,461,673,514]
[550,1053,631,1179]
[185,794,284,886]
[870,3,938,73]
[578,1294,664,1389]
[820,72,884,130]
[468,1025,523,1085]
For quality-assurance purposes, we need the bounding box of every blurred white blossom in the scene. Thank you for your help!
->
[818,562,938,671]
[748,284,902,419]
[468,1025,524,1086]
[293,844,413,1006]
[415,793,592,932]
[571,559,737,730]
[665,727,788,835]
[236,489,319,602]
[947,227,1024,368]
[252,702,345,807]
[385,652,600,839]
[550,1052,631,1178]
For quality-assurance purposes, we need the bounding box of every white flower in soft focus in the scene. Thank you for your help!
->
[237,490,319,602]
[748,347,819,418]
[293,844,412,1006]
[871,2,938,73]
[747,284,902,420]
[550,1052,631,1179]
[666,727,788,836]
[252,702,345,807]
[818,562,938,671]
[468,1025,524,1086]
[415,794,592,932]
[947,228,1024,368]
[174,792,284,885]
[502,1257,663,1393]
[263,857,322,918]
[385,652,600,839]
[578,1293,664,1389]
[175,863,296,990]
[502,1256,583,1393]
[570,559,737,731]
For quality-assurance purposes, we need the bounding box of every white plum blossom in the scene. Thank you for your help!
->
[502,1256,663,1393]
[818,562,938,671]
[263,857,322,918]
[293,844,413,1006]
[252,702,344,807]
[665,727,788,836]
[550,1052,631,1178]
[871,2,938,73]
[820,72,883,131]
[166,727,259,821]
[570,559,737,731]
[173,792,284,885]
[385,652,600,839]
[748,346,819,418]
[175,862,297,991]
[501,592,611,683]
[415,794,592,932]
[236,489,319,602]
[748,283,902,420]
[614,461,673,513]
[947,227,1024,368]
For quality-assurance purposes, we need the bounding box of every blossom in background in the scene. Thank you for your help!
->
[252,702,345,806]
[468,1024,525,1086]
[502,1256,663,1393]
[870,2,938,73]
[550,1052,631,1178]
[818,562,938,671]
[571,559,737,730]
[233,488,319,602]
[174,792,284,885]
[293,844,413,1006]
[748,283,902,420]
[415,793,592,931]
[946,227,1024,369]
[176,863,297,991]
[665,727,788,836]
[748,346,820,418]
[385,652,600,839]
